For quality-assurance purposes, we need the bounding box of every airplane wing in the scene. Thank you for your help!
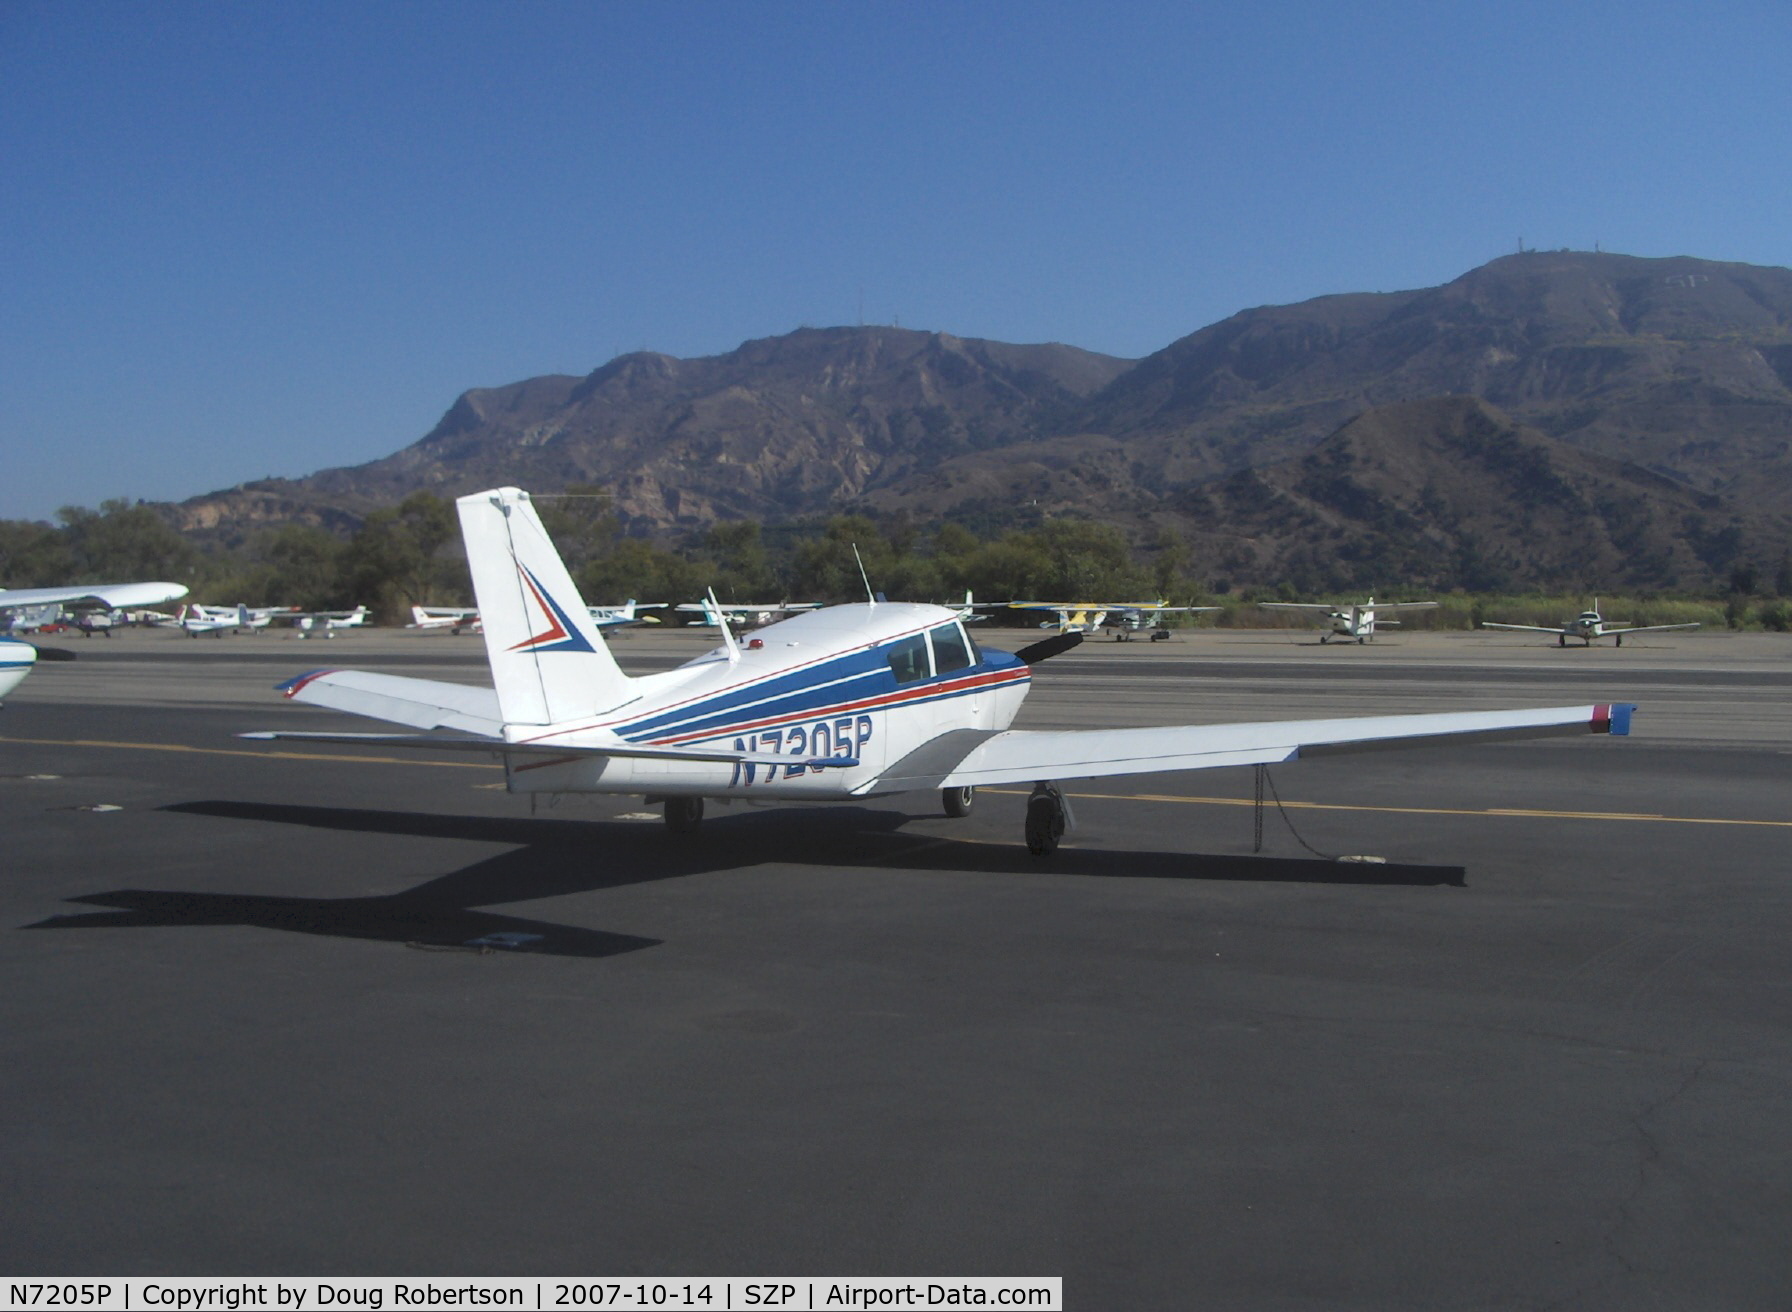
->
[1480,623,1568,635]
[1607,623,1701,636]
[0,581,189,610]
[1374,602,1440,612]
[902,704,1631,791]
[1256,602,1339,613]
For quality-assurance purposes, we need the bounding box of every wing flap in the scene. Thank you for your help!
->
[239,728,857,769]
[936,704,1631,788]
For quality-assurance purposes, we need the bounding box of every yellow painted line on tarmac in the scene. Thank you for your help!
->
[984,787,1792,830]
[0,734,501,771]
[7,736,1785,829]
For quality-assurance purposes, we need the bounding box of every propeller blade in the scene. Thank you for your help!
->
[1015,632,1083,665]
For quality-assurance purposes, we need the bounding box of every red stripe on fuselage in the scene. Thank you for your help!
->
[643,665,1029,748]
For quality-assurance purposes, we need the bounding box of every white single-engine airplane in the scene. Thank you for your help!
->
[244,487,1636,856]
[289,605,371,638]
[587,600,665,630]
[1258,597,1438,644]
[410,604,482,633]
[168,602,261,637]
[0,580,189,699]
[676,599,820,630]
[1481,602,1700,647]
[999,600,1221,641]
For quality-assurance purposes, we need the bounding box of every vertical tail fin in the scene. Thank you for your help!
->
[457,487,636,725]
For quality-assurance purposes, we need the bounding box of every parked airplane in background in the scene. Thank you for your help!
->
[587,600,665,629]
[410,605,481,633]
[247,487,1636,856]
[999,600,1221,640]
[169,603,249,637]
[950,592,988,624]
[1,580,189,623]
[676,600,820,630]
[292,606,371,638]
[1258,597,1438,643]
[0,580,188,698]
[1481,602,1700,647]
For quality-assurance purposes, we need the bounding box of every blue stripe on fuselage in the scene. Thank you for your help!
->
[617,642,1027,744]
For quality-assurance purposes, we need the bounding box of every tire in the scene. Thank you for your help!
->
[664,796,704,834]
[942,785,975,818]
[1025,791,1064,856]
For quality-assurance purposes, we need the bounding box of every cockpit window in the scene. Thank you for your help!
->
[929,623,974,674]
[887,633,929,684]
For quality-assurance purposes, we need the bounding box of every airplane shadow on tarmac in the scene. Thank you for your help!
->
[23,799,1464,958]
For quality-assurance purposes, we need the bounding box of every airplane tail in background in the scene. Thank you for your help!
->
[457,486,636,726]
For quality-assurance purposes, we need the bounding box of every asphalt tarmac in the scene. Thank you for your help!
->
[3,626,1789,1307]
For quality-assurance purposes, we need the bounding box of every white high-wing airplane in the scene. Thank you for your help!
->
[1258,597,1438,644]
[587,600,665,629]
[245,487,1636,856]
[169,602,250,637]
[0,581,189,696]
[0,580,189,620]
[1481,601,1700,647]
[999,600,1222,641]
[676,600,820,630]
[410,604,481,633]
[290,606,371,638]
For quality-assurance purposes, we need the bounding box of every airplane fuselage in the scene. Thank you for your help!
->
[493,604,1030,801]
[1321,607,1376,642]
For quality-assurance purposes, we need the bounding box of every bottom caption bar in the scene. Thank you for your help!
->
[6,1279,1063,1311]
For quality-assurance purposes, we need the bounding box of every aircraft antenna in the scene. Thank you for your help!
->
[853,544,876,609]
[705,588,741,663]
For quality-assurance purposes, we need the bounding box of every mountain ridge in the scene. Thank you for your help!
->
[168,251,1792,589]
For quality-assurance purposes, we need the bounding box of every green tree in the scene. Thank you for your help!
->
[58,500,198,581]
[0,519,74,586]
[260,524,350,610]
[341,492,458,619]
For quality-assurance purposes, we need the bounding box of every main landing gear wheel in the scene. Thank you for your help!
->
[664,796,704,834]
[1558,634,1566,647]
[1319,633,1329,644]
[1024,783,1066,857]
[942,785,975,818]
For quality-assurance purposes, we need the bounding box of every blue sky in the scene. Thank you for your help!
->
[4,0,1790,522]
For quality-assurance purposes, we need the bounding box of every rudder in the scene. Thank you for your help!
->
[457,486,635,725]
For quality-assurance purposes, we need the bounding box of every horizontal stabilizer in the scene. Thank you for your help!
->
[276,669,504,736]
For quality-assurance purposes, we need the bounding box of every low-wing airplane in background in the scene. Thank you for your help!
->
[0,581,189,697]
[1481,602,1700,647]
[1257,597,1438,644]
[999,600,1221,641]
[246,487,1636,856]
